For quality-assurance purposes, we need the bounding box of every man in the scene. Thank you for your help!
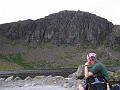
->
[84,52,109,90]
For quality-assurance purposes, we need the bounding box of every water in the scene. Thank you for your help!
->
[0,85,74,90]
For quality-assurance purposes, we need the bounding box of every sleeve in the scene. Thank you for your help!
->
[90,64,100,74]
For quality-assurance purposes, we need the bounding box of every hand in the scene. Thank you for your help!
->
[84,62,90,66]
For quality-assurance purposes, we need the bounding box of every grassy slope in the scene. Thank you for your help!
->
[0,42,120,70]
[0,60,23,70]
[0,35,120,70]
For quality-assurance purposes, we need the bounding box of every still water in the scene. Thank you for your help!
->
[0,85,74,90]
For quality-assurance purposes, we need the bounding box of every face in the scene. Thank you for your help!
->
[87,57,96,65]
[90,60,95,65]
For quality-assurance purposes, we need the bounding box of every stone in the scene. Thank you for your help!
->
[55,76,65,80]
[33,76,45,80]
[14,77,21,80]
[24,76,32,81]
[5,76,14,82]
[0,78,5,81]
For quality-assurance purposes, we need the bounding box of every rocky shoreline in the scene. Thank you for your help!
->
[0,67,120,90]
[0,75,84,90]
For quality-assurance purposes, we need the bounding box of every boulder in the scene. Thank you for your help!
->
[24,76,32,81]
[5,76,14,82]
[14,77,21,81]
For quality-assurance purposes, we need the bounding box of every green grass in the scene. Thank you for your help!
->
[27,61,55,69]
[0,64,22,70]
[26,61,78,69]
[101,59,120,67]
[0,53,33,69]
[59,63,82,68]
[0,53,81,70]
[112,46,120,52]
[38,42,54,49]
[0,52,120,70]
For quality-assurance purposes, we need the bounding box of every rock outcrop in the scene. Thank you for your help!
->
[112,25,120,46]
[0,10,114,47]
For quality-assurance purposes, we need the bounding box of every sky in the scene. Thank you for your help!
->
[0,0,120,25]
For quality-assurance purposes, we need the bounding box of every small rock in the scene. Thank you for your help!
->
[64,82,70,88]
[33,76,45,80]
[0,78,5,81]
[116,70,120,73]
[55,76,64,80]
[24,76,32,80]
[14,77,21,80]
[5,76,14,82]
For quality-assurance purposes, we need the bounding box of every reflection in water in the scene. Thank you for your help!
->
[0,85,74,90]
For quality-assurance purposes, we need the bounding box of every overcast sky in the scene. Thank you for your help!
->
[0,0,120,25]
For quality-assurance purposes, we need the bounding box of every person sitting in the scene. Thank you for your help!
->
[83,52,109,90]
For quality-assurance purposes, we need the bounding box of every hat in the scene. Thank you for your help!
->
[87,53,96,60]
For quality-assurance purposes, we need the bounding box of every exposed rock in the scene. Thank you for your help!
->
[64,82,71,88]
[108,71,120,81]
[68,65,84,79]
[108,67,120,72]
[33,76,46,80]
[5,76,14,82]
[0,10,114,47]
[116,70,120,73]
[24,76,32,81]
[108,71,114,76]
[105,25,120,47]
[14,77,21,81]
[113,25,120,46]
[0,78,5,81]
[0,74,120,89]
[55,76,65,80]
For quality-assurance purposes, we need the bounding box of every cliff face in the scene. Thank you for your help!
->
[0,10,120,70]
[112,25,120,46]
[0,10,115,47]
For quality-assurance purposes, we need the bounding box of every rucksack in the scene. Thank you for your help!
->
[85,76,107,90]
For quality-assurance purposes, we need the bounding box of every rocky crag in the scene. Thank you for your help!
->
[0,10,118,47]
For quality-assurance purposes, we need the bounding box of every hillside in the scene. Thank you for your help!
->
[0,10,120,70]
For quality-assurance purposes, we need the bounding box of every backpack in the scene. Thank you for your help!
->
[85,76,107,90]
